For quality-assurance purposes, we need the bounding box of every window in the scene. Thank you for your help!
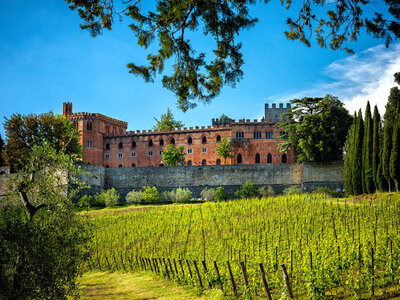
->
[188,137,192,144]
[105,153,110,159]
[132,141,136,148]
[216,135,221,142]
[216,159,221,165]
[237,153,242,164]
[86,140,92,148]
[266,131,274,139]
[105,165,109,168]
[131,163,136,167]
[87,122,92,131]
[105,143,110,150]
[187,148,193,154]
[282,153,287,163]
[159,164,164,167]
[202,147,207,153]
[159,139,164,146]
[118,152,123,158]
[131,152,136,157]
[148,150,153,157]
[236,131,244,138]
[253,131,261,139]
[255,153,260,164]
[118,164,123,168]
[187,160,192,166]
[149,139,153,146]
[106,125,110,133]
[159,150,163,156]
[171,138,175,145]
[267,153,272,163]
[280,131,287,137]
[202,136,207,144]
[119,142,123,149]
[202,159,207,166]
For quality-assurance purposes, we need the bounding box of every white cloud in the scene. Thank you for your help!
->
[273,43,400,116]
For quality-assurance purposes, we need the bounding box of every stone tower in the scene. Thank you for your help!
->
[264,103,291,123]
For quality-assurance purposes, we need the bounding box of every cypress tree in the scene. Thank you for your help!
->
[389,107,400,191]
[352,110,364,195]
[0,133,4,166]
[344,114,356,195]
[372,105,382,191]
[362,101,373,193]
[382,87,400,191]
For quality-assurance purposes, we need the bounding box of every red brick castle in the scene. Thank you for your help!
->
[63,102,295,167]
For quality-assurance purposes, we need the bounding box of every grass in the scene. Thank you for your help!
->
[77,271,226,299]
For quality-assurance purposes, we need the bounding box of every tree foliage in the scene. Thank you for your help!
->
[66,0,400,111]
[390,112,400,191]
[0,142,90,299]
[352,110,364,195]
[279,95,352,163]
[3,112,82,171]
[362,101,373,194]
[216,136,234,164]
[0,133,4,167]
[153,108,184,130]
[372,105,383,191]
[162,143,185,166]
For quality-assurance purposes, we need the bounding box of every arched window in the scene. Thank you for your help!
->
[216,159,221,165]
[237,154,242,164]
[188,136,192,144]
[267,153,272,164]
[255,153,260,164]
[105,165,109,168]
[119,142,123,149]
[282,153,287,163]
[216,135,221,142]
[266,131,274,139]
[159,138,164,146]
[202,159,207,166]
[118,164,123,168]
[149,139,153,146]
[171,138,175,145]
[187,160,192,166]
[132,140,136,148]
[236,131,244,138]
[131,163,136,167]
[159,164,164,167]
[202,136,207,144]
[105,143,110,150]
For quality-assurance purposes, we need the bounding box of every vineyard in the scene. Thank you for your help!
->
[84,193,400,299]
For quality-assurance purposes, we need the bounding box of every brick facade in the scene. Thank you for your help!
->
[63,102,295,167]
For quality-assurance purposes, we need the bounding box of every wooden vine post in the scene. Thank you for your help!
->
[226,261,237,296]
[281,263,294,299]
[259,263,273,300]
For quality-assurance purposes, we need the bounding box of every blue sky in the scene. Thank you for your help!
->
[1,0,399,136]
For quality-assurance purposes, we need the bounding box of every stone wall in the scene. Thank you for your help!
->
[76,162,343,199]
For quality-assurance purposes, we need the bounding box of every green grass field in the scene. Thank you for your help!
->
[81,193,400,299]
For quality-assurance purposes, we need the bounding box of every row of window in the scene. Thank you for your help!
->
[105,148,207,159]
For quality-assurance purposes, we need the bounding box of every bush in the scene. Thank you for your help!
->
[283,186,302,195]
[95,188,120,207]
[160,190,174,202]
[77,195,95,210]
[314,186,341,198]
[257,186,275,198]
[214,187,228,201]
[200,187,216,201]
[125,190,144,204]
[142,186,160,203]
[235,182,257,199]
[174,188,192,203]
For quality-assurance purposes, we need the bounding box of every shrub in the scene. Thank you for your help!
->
[126,190,144,204]
[200,187,216,201]
[174,188,192,203]
[283,186,302,195]
[258,186,275,198]
[77,195,94,210]
[95,188,120,207]
[142,186,160,203]
[214,187,228,201]
[235,182,257,199]
[160,190,175,202]
[314,186,341,198]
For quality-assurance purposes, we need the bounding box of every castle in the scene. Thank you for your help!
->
[63,102,295,168]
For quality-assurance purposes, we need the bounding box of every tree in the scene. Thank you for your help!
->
[279,95,352,163]
[352,110,364,195]
[0,142,90,299]
[219,114,230,123]
[395,72,400,85]
[0,133,4,166]
[382,87,400,191]
[372,105,383,191]
[153,108,184,130]
[3,112,82,171]
[343,114,356,195]
[216,137,234,164]
[162,144,185,166]
[66,0,400,111]
[390,110,400,191]
[362,101,373,194]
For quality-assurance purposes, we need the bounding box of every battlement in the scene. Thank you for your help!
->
[265,102,290,122]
